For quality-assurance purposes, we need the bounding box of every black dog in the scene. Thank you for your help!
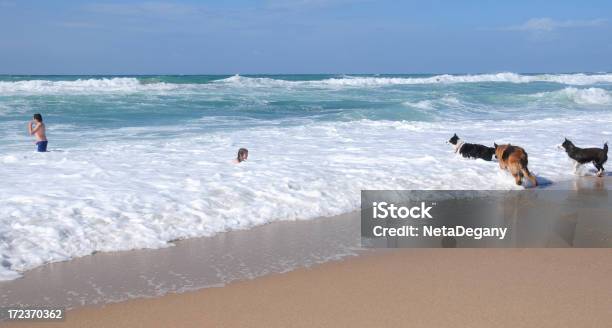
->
[561,138,608,177]
[448,133,495,161]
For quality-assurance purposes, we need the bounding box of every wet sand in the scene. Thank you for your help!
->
[0,212,361,310]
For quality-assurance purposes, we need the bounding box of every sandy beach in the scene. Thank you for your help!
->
[6,248,612,328]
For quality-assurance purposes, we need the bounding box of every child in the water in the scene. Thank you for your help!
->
[28,113,48,152]
[234,148,248,163]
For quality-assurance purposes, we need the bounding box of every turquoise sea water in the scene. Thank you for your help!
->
[1,73,611,147]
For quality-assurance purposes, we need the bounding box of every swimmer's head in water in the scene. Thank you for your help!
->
[237,148,248,162]
[33,113,43,122]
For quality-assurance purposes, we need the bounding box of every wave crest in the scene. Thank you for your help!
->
[0,77,178,95]
[1,73,611,95]
[215,73,612,87]
[534,87,612,105]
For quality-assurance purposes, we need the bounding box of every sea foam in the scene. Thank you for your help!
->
[215,73,612,87]
[556,87,612,105]
[1,72,612,95]
[0,78,178,95]
[531,87,612,105]
[1,116,610,281]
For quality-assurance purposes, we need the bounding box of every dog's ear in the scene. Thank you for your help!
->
[494,143,498,149]
[453,133,458,138]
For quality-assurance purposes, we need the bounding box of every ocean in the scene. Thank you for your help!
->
[1,73,611,281]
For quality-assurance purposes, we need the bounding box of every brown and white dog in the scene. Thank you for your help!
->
[494,143,538,187]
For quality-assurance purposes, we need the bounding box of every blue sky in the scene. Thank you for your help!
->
[0,0,611,74]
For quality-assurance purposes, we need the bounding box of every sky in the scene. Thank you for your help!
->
[0,0,611,74]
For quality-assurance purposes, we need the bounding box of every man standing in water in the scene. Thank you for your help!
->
[28,113,48,152]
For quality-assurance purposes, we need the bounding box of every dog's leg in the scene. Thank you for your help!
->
[514,173,522,186]
[573,161,581,175]
[511,165,523,185]
[595,163,604,177]
[521,167,538,187]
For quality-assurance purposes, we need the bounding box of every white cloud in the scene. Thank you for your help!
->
[504,17,607,32]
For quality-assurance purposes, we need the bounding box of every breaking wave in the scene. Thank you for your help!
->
[1,72,612,95]
[533,87,612,105]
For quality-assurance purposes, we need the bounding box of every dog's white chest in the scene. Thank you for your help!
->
[454,140,465,153]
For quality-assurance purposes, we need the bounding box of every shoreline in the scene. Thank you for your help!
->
[0,211,362,310]
[1,176,610,326]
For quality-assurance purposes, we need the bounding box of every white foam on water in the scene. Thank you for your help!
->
[215,73,612,88]
[0,266,21,281]
[0,155,19,164]
[0,78,180,95]
[403,100,435,110]
[1,115,611,280]
[1,73,612,96]
[536,87,612,105]
[402,96,462,111]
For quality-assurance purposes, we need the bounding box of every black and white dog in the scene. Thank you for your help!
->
[448,133,496,161]
[561,138,608,177]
